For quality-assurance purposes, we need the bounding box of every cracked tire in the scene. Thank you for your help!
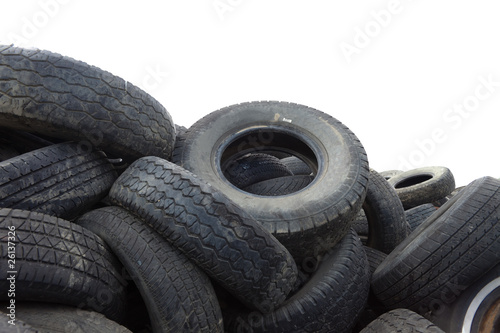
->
[225,229,370,333]
[77,206,224,333]
[0,142,117,220]
[108,156,298,313]
[0,44,175,162]
[372,176,500,314]
[173,101,369,263]
[0,208,127,322]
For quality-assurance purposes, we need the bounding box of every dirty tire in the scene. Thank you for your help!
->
[243,175,314,196]
[280,156,312,175]
[405,203,437,232]
[387,166,455,210]
[0,44,175,162]
[77,206,224,333]
[0,142,117,220]
[1,303,132,333]
[0,313,37,332]
[379,170,403,181]
[361,169,409,254]
[173,101,369,262]
[0,208,127,322]
[372,176,500,314]
[108,156,297,313]
[225,229,370,333]
[429,262,500,333]
[224,153,293,188]
[364,246,388,277]
[359,309,445,333]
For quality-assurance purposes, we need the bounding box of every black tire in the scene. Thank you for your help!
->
[173,101,369,262]
[361,169,409,254]
[224,153,293,188]
[405,203,437,232]
[379,169,403,181]
[0,208,127,322]
[1,303,132,333]
[0,144,18,162]
[352,209,369,239]
[430,262,500,333]
[108,156,297,313]
[225,229,370,333]
[0,44,175,162]
[243,175,314,196]
[76,206,224,333]
[387,166,455,210]
[0,142,117,220]
[359,309,445,333]
[364,246,388,277]
[372,176,500,314]
[280,156,312,175]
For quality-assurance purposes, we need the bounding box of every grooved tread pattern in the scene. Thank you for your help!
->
[405,204,437,233]
[280,156,312,176]
[372,176,500,313]
[243,175,314,196]
[0,208,127,322]
[359,309,445,333]
[172,101,370,263]
[77,206,224,333]
[227,230,371,333]
[108,156,297,313]
[0,44,175,161]
[0,142,117,220]
[224,153,293,188]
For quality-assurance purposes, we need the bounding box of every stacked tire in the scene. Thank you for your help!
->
[0,45,499,333]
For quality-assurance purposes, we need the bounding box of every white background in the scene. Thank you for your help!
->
[1,0,499,187]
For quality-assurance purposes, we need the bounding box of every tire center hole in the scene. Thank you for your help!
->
[395,174,433,189]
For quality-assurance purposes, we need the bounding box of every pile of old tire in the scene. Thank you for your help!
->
[0,45,499,333]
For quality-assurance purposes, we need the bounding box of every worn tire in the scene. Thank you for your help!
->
[108,156,297,313]
[361,169,409,254]
[0,142,117,220]
[405,203,437,233]
[0,44,175,162]
[280,156,312,175]
[0,208,127,322]
[430,262,500,333]
[379,169,403,181]
[1,303,132,333]
[359,309,445,333]
[77,206,224,333]
[173,101,369,263]
[387,166,455,210]
[243,175,314,196]
[224,153,293,188]
[225,229,370,333]
[372,176,500,314]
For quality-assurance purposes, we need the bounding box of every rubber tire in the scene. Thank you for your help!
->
[387,166,456,210]
[243,175,314,196]
[173,101,369,263]
[360,169,409,254]
[429,262,500,333]
[0,44,175,162]
[372,176,500,314]
[1,303,132,333]
[280,156,312,175]
[405,203,437,232]
[359,309,445,333]
[77,206,224,333]
[0,313,37,332]
[225,229,370,333]
[0,208,127,322]
[0,142,117,220]
[224,153,293,188]
[379,169,403,181]
[108,156,297,313]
